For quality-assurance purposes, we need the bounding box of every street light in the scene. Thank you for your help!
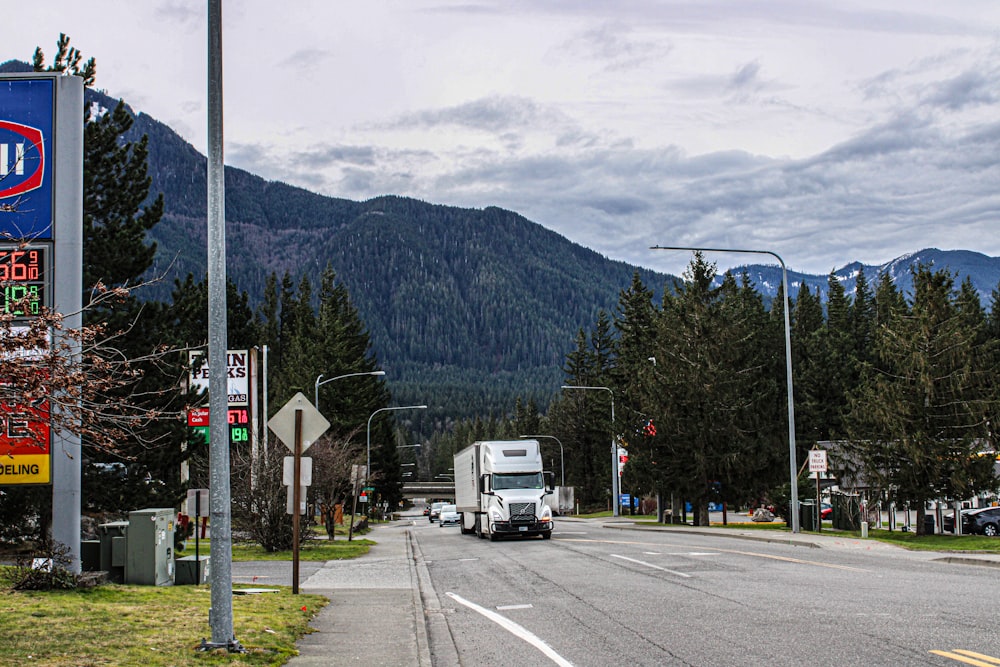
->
[314,370,385,410]
[561,385,619,517]
[650,245,800,532]
[520,434,565,487]
[366,405,428,485]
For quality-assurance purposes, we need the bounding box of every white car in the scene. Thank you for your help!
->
[438,504,460,527]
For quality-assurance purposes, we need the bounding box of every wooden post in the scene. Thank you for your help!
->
[292,409,302,594]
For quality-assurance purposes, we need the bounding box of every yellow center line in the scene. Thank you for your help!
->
[556,537,870,572]
[930,650,1000,666]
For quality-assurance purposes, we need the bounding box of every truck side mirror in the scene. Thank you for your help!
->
[479,474,493,495]
[544,471,555,492]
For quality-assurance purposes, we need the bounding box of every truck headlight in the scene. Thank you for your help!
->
[539,505,552,522]
[490,509,504,522]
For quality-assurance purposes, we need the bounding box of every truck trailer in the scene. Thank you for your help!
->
[454,440,554,540]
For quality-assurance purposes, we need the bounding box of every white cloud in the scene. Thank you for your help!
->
[5,0,999,277]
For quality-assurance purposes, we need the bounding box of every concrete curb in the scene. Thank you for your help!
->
[600,522,822,548]
[931,555,1000,569]
[404,529,434,667]
[410,528,461,667]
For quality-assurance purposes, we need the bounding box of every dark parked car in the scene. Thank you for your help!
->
[944,507,1000,536]
[428,501,446,523]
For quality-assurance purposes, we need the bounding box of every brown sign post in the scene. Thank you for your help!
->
[267,392,329,594]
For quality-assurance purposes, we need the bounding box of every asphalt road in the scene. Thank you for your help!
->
[411,517,1000,667]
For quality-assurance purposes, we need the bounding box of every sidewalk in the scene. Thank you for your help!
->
[283,521,431,667]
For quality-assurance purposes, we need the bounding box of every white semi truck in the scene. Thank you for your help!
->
[454,440,554,540]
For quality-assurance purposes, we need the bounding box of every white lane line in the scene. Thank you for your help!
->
[459,558,479,562]
[667,552,719,556]
[446,592,574,667]
[556,531,588,535]
[611,554,693,578]
[497,604,534,611]
[645,551,719,557]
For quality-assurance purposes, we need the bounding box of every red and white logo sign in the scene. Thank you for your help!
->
[0,121,45,199]
[187,407,210,427]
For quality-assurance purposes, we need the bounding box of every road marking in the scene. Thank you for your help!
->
[446,592,574,667]
[611,554,692,578]
[497,603,534,610]
[459,558,479,562]
[556,531,589,535]
[640,551,720,556]
[559,538,870,572]
[931,649,1000,666]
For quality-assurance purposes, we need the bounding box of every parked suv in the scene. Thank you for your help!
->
[962,507,1000,537]
[946,507,1000,536]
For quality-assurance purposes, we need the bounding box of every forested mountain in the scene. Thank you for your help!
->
[94,86,670,421]
[732,249,1000,304]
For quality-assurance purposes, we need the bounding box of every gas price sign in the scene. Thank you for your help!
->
[186,407,252,448]
[0,245,48,318]
[228,407,250,446]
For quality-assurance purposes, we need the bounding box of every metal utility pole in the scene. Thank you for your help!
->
[203,0,241,652]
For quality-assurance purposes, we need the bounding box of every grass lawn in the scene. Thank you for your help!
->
[0,579,327,666]
[0,522,381,665]
[180,538,374,562]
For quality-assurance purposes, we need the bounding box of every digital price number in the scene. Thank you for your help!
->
[0,245,48,317]
[228,407,250,446]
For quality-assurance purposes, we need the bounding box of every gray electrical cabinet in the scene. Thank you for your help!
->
[97,521,129,583]
[175,555,210,585]
[126,508,175,586]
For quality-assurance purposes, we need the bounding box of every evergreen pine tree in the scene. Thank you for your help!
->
[847,266,996,533]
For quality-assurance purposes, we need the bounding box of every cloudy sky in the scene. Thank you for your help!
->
[9,1,1000,275]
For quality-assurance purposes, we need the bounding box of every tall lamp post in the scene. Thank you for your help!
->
[366,405,428,486]
[519,434,565,487]
[650,245,800,533]
[314,370,385,411]
[561,385,619,517]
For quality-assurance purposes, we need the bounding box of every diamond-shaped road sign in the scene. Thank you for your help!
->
[267,392,330,453]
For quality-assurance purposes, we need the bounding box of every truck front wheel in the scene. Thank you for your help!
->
[542,531,552,540]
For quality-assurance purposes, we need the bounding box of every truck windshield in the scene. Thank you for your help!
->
[492,472,543,490]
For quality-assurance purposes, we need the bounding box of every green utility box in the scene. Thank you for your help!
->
[126,508,175,586]
[97,521,129,583]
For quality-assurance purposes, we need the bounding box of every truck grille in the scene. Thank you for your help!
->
[509,503,535,523]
